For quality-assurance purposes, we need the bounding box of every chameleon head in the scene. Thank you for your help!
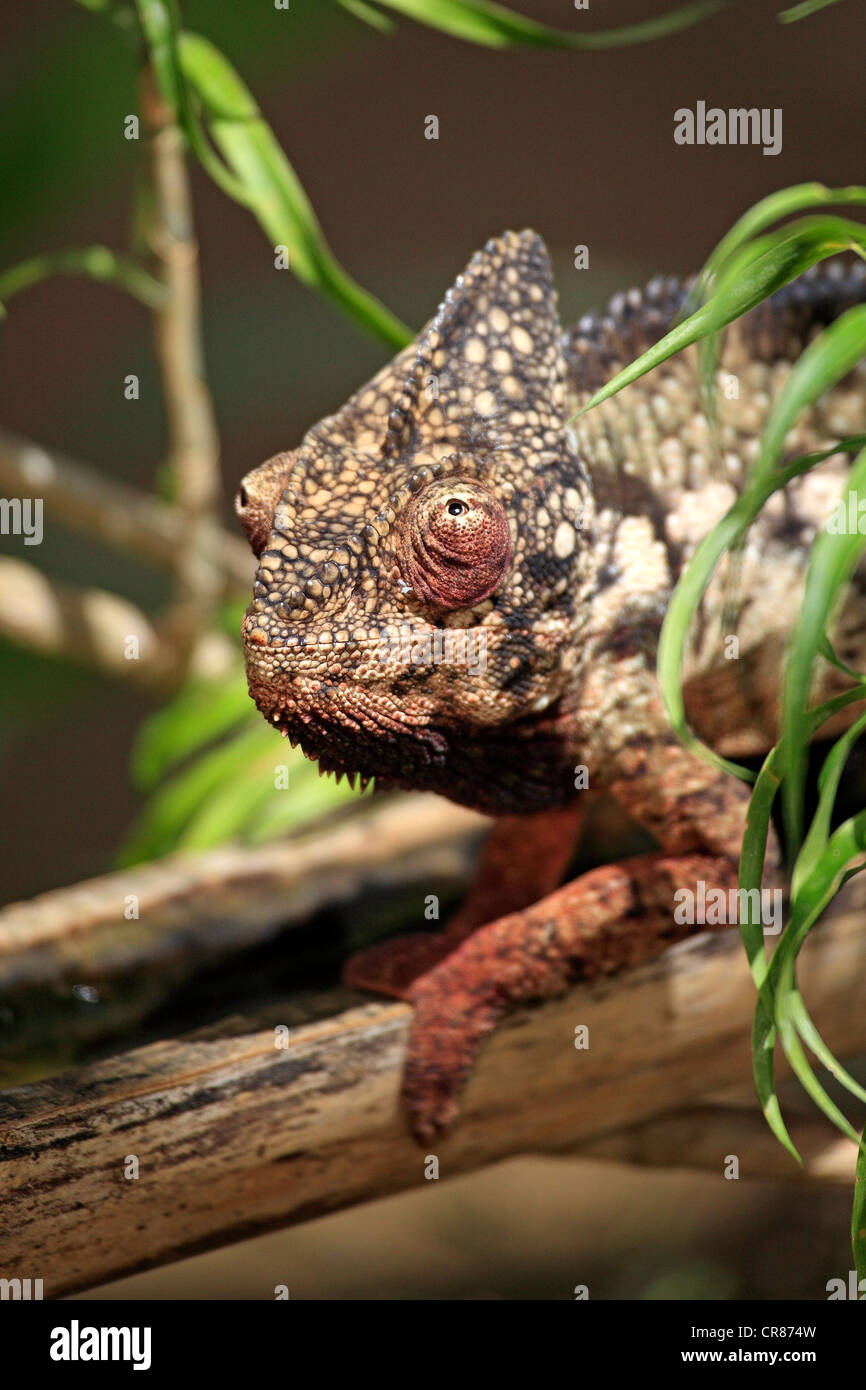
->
[238,230,595,813]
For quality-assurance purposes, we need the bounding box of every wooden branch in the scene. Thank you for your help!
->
[0,795,485,987]
[1,845,865,1296]
[0,428,252,594]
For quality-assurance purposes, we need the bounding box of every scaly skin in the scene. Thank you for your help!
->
[238,232,866,1141]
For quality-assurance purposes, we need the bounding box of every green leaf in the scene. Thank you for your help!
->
[782,437,866,852]
[246,765,370,843]
[691,184,866,303]
[657,448,823,781]
[136,0,263,208]
[335,0,397,32]
[122,669,369,859]
[752,1000,800,1161]
[779,0,846,20]
[686,193,866,441]
[738,752,782,996]
[131,668,253,789]
[792,709,866,898]
[175,32,412,349]
[172,745,292,850]
[374,0,728,49]
[756,810,866,1145]
[735,687,866,1158]
[120,723,275,863]
[738,687,866,1004]
[775,978,861,1145]
[818,630,866,681]
[573,219,866,420]
[789,993,866,1108]
[658,433,866,779]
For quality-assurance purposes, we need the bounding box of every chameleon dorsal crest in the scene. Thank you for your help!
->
[381,227,571,463]
[244,231,582,626]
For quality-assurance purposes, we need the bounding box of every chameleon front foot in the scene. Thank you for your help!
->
[344,931,503,1140]
[392,847,746,1143]
[343,931,458,999]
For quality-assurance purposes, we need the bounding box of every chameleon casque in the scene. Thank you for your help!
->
[237,230,866,1142]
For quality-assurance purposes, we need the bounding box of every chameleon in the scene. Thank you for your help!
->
[236,230,866,1143]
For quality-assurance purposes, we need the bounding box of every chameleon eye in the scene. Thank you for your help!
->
[398,479,511,609]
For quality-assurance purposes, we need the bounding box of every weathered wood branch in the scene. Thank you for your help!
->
[1,806,865,1296]
[0,796,484,986]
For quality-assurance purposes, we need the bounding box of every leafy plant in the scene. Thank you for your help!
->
[591,183,866,1266]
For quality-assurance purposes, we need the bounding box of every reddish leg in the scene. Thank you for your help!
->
[349,676,778,1143]
[343,803,587,997]
[402,847,738,1142]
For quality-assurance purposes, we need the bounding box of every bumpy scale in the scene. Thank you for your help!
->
[238,231,866,1141]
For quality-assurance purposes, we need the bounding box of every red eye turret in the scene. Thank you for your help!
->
[397,479,511,609]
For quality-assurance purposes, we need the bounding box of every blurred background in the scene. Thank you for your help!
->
[1,0,864,1298]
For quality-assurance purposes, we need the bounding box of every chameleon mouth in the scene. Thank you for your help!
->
[245,666,449,793]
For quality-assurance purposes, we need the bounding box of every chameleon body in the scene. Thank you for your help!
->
[238,232,866,1141]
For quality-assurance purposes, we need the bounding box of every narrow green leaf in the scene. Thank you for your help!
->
[176,32,412,348]
[246,766,369,844]
[336,0,397,31]
[119,724,276,864]
[657,449,823,780]
[818,631,866,681]
[782,439,866,852]
[792,709,866,898]
[376,0,727,49]
[174,749,286,849]
[738,755,781,995]
[573,220,866,419]
[659,432,866,781]
[752,1000,800,1161]
[738,687,866,1002]
[779,0,846,20]
[789,993,866,1108]
[131,670,253,789]
[136,0,263,208]
[692,185,866,303]
[775,979,861,1144]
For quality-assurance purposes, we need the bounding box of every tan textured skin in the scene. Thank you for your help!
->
[238,232,866,1140]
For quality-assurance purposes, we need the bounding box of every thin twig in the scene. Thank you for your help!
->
[141,64,224,668]
[0,245,164,312]
[0,557,236,690]
[0,428,253,593]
